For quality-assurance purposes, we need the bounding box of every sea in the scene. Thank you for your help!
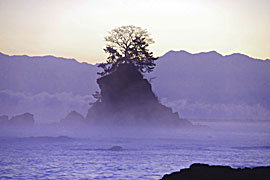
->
[0,120,270,180]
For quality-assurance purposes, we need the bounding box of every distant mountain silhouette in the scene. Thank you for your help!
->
[1,51,269,122]
[0,52,98,95]
[0,53,98,123]
[148,50,270,120]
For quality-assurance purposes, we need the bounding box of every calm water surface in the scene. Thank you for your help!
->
[0,122,270,179]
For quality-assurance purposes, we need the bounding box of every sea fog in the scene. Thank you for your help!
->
[0,119,269,179]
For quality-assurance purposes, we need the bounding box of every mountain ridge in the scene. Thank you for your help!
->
[163,50,270,61]
[1,50,269,122]
[1,50,269,64]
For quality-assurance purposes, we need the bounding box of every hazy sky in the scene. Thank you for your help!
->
[0,0,269,63]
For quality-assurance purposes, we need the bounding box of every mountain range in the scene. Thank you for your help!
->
[0,51,269,123]
[148,50,270,120]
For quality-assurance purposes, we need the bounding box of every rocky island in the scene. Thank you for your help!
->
[60,110,85,126]
[0,113,34,127]
[85,26,191,127]
[86,64,191,127]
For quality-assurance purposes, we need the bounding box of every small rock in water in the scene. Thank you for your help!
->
[109,146,123,151]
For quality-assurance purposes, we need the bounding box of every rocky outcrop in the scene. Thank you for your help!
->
[60,111,85,125]
[161,163,270,180]
[9,113,34,126]
[86,64,191,127]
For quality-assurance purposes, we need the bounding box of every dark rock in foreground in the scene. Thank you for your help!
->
[86,64,191,127]
[161,163,270,180]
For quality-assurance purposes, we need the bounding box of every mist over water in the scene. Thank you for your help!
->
[0,119,269,179]
[1,50,269,179]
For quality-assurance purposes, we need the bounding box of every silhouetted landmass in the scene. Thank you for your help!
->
[9,113,34,126]
[151,50,270,120]
[60,110,85,125]
[161,163,270,180]
[1,51,269,122]
[0,113,35,126]
[0,113,34,126]
[0,52,97,123]
[86,64,191,127]
[0,52,98,95]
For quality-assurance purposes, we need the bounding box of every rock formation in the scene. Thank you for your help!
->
[86,64,191,127]
[161,163,270,180]
[60,111,85,125]
[9,113,35,126]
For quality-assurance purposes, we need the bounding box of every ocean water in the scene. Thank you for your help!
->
[0,121,270,180]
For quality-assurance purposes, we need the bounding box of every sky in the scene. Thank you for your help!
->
[0,0,269,64]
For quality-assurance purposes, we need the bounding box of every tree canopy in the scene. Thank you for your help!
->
[98,25,158,76]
